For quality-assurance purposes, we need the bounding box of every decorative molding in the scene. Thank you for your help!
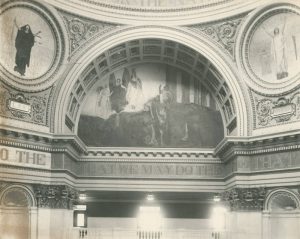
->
[0,183,36,207]
[222,187,267,211]
[33,184,78,209]
[265,188,300,211]
[60,11,119,56]
[79,0,231,12]
[0,83,51,126]
[252,90,300,129]
[189,15,244,58]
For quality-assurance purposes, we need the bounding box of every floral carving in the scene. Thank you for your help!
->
[0,83,51,126]
[190,17,243,57]
[62,14,117,52]
[256,99,273,126]
[33,184,78,209]
[222,187,267,211]
[254,91,299,128]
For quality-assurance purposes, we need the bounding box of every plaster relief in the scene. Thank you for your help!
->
[252,90,300,128]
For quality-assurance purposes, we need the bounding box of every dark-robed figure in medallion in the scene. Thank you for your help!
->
[13,18,41,76]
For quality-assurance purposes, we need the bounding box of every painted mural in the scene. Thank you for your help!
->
[0,7,55,78]
[78,64,224,148]
[249,13,300,82]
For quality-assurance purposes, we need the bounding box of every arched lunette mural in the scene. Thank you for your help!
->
[53,26,249,140]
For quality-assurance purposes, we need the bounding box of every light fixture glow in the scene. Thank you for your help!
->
[79,194,86,201]
[138,206,162,230]
[213,195,221,202]
[211,205,227,231]
[146,194,155,201]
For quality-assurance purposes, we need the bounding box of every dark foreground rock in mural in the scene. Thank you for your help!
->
[78,102,224,148]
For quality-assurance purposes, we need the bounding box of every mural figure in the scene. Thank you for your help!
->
[125,69,144,111]
[78,65,224,148]
[13,18,41,76]
[110,78,126,113]
[262,17,288,80]
[147,84,173,146]
[95,86,112,120]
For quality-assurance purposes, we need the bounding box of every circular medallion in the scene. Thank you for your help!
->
[238,3,300,93]
[0,0,65,90]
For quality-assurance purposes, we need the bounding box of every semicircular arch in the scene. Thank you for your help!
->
[53,26,250,138]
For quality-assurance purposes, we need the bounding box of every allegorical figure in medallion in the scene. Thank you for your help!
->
[14,18,41,76]
[262,17,288,80]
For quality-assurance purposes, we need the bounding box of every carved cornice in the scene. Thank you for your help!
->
[215,132,300,161]
[33,184,78,209]
[78,0,231,12]
[222,187,267,211]
[46,0,268,26]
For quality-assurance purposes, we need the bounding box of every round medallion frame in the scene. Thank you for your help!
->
[237,2,300,94]
[0,0,66,91]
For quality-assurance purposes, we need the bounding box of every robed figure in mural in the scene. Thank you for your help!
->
[125,69,144,111]
[110,78,127,113]
[262,17,288,80]
[13,18,41,76]
[95,86,112,120]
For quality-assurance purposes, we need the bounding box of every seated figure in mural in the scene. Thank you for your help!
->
[13,18,41,76]
[125,69,144,111]
[262,17,288,80]
[110,78,127,113]
[95,85,112,120]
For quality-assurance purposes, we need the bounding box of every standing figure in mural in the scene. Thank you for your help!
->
[110,78,127,113]
[125,69,144,111]
[13,18,41,76]
[262,17,288,80]
[95,86,112,120]
[147,84,173,146]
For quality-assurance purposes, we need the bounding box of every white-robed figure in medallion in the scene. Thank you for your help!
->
[95,85,112,119]
[262,16,288,80]
[125,69,144,111]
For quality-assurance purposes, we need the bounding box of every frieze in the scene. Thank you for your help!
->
[60,11,118,54]
[189,15,244,58]
[222,187,266,211]
[33,184,78,209]
[0,83,51,126]
[252,90,300,129]
[77,162,224,178]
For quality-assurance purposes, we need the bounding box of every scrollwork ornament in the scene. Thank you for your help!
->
[33,184,78,209]
[62,13,116,53]
[222,187,267,211]
[190,17,243,57]
[256,99,273,126]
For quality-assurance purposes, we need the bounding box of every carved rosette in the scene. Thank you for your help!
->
[253,90,300,128]
[33,184,78,209]
[61,13,118,53]
[189,16,244,57]
[0,83,51,125]
[222,187,266,211]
